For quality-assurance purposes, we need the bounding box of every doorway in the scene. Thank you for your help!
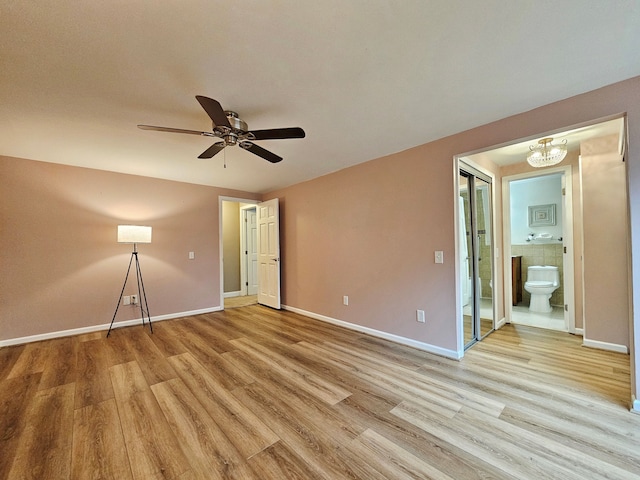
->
[504,168,574,332]
[221,197,258,309]
[220,196,282,310]
[458,162,496,349]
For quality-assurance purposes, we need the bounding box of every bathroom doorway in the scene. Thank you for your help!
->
[459,162,496,349]
[504,167,574,332]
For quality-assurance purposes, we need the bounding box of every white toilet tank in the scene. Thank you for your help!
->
[527,265,559,286]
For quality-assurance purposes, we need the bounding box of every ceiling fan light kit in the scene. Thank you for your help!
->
[138,96,305,164]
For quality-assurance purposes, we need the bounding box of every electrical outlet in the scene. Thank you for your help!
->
[416,309,425,323]
[131,294,138,305]
[343,296,349,306]
[122,295,130,306]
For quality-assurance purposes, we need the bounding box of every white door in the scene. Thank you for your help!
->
[245,208,258,295]
[257,198,280,308]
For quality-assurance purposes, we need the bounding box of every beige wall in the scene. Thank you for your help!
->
[222,201,241,293]
[581,135,630,348]
[269,146,458,347]
[0,156,259,341]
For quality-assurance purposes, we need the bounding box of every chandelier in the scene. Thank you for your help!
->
[526,137,568,168]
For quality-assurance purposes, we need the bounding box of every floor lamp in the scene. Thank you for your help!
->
[107,225,153,337]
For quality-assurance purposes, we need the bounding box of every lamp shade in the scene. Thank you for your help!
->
[117,225,152,244]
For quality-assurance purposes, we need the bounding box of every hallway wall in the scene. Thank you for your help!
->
[581,134,630,349]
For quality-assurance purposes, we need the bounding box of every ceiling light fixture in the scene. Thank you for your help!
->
[526,137,568,168]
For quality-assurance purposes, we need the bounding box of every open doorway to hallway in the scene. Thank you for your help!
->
[221,198,258,309]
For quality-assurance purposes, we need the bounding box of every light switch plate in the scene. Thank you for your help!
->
[435,251,444,264]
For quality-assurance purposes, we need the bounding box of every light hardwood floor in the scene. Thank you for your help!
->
[1,306,639,479]
[224,295,258,309]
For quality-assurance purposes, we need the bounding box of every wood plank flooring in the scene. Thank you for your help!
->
[1,305,639,479]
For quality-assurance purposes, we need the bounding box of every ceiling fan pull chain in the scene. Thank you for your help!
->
[223,147,227,168]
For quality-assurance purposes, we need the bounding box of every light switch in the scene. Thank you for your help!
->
[189,251,195,260]
[435,251,444,264]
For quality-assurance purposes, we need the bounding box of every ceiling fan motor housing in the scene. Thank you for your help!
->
[216,111,248,146]
[224,111,248,131]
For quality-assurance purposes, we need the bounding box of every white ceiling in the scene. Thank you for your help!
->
[2,1,639,193]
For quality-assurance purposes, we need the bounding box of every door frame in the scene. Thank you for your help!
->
[219,196,258,309]
[454,157,498,356]
[502,166,576,333]
[240,204,258,296]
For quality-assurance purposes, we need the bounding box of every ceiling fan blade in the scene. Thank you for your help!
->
[239,141,282,163]
[195,96,231,129]
[248,127,306,140]
[198,141,226,159]
[138,124,211,136]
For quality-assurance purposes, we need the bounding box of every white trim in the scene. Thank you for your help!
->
[496,317,507,329]
[574,328,584,336]
[632,396,640,414]
[283,305,462,360]
[224,291,242,298]
[582,338,629,354]
[0,306,223,347]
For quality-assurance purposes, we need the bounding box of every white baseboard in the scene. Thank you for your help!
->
[282,305,461,360]
[574,328,584,336]
[582,338,629,354]
[496,317,507,329]
[632,396,640,414]
[223,291,242,298]
[0,306,223,347]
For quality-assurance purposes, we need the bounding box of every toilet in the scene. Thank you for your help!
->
[524,266,559,313]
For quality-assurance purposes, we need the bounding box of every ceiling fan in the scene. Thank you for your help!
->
[138,96,305,163]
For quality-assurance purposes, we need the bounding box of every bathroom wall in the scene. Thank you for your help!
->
[510,174,563,244]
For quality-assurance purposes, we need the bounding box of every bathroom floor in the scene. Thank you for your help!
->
[511,304,566,331]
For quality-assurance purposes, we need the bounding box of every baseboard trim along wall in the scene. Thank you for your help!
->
[0,306,223,347]
[582,338,629,354]
[632,396,640,415]
[283,305,462,360]
[223,291,242,298]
